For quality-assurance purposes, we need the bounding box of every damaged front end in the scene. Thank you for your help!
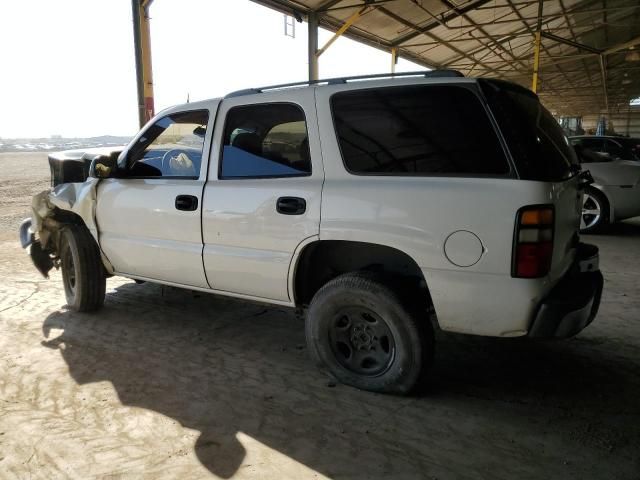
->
[20,148,121,278]
[19,216,52,277]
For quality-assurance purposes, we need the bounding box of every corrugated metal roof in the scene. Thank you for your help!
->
[252,0,640,116]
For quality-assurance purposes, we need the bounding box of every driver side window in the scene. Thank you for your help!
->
[127,110,209,178]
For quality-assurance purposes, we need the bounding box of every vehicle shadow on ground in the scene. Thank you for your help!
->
[40,282,640,478]
[587,218,640,237]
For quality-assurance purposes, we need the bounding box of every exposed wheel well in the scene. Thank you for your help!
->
[46,209,86,251]
[293,240,433,312]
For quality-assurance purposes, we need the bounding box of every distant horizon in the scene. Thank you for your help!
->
[0,135,133,154]
[0,134,133,141]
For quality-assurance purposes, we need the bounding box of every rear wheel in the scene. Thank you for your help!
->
[305,273,433,395]
[580,187,609,233]
[60,224,106,312]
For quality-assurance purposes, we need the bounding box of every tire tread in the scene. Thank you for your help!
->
[61,224,106,312]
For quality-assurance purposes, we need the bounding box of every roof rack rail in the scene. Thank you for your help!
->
[225,69,464,98]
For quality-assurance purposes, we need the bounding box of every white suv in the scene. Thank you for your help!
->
[21,71,603,394]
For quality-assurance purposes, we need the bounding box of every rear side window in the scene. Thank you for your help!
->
[220,103,311,179]
[480,79,578,181]
[571,138,608,164]
[331,85,509,176]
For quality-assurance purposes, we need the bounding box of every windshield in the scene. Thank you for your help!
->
[480,79,578,181]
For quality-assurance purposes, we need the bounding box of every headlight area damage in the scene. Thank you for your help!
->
[20,149,119,278]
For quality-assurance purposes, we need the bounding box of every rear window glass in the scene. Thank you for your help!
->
[330,85,510,176]
[480,79,578,181]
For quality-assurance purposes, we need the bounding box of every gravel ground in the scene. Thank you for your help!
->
[0,152,639,479]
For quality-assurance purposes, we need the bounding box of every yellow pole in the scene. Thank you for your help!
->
[316,6,367,58]
[531,0,543,93]
[532,31,542,93]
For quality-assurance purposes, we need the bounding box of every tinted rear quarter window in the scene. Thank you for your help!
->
[479,79,578,181]
[331,85,510,176]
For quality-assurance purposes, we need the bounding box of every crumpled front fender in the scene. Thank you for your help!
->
[19,218,34,249]
[29,179,114,275]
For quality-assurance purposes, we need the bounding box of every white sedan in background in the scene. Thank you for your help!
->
[570,136,640,232]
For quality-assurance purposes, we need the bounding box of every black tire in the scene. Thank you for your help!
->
[59,224,106,312]
[580,187,610,233]
[305,273,433,395]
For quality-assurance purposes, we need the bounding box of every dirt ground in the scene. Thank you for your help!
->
[0,152,639,479]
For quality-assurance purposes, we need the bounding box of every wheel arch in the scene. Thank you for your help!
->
[44,207,114,275]
[290,239,435,316]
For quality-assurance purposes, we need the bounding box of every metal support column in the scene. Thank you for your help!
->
[531,0,543,93]
[132,0,155,127]
[391,47,398,73]
[599,54,609,115]
[308,11,319,81]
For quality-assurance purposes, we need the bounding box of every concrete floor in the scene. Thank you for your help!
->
[0,153,639,479]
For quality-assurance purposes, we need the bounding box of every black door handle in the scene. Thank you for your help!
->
[175,195,198,211]
[276,197,306,215]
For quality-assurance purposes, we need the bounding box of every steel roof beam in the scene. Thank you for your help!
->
[436,0,530,72]
[604,35,640,55]
[450,52,597,65]
[540,32,602,54]
[378,6,507,76]
[473,3,640,14]
[315,0,344,11]
[318,0,396,12]
[390,0,493,46]
[440,0,603,66]
[557,0,595,88]
[250,0,310,15]
[506,0,580,92]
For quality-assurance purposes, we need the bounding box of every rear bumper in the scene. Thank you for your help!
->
[528,243,603,338]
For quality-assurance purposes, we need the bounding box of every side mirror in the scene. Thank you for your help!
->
[89,154,118,179]
[193,126,206,138]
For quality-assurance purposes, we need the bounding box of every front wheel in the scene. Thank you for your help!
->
[305,273,433,395]
[59,224,106,312]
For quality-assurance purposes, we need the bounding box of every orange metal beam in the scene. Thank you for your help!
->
[132,0,155,127]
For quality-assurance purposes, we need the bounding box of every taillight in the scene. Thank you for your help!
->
[513,206,554,278]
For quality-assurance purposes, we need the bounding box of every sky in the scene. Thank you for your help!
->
[0,0,422,138]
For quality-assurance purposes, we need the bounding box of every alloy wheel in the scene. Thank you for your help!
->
[581,193,602,230]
